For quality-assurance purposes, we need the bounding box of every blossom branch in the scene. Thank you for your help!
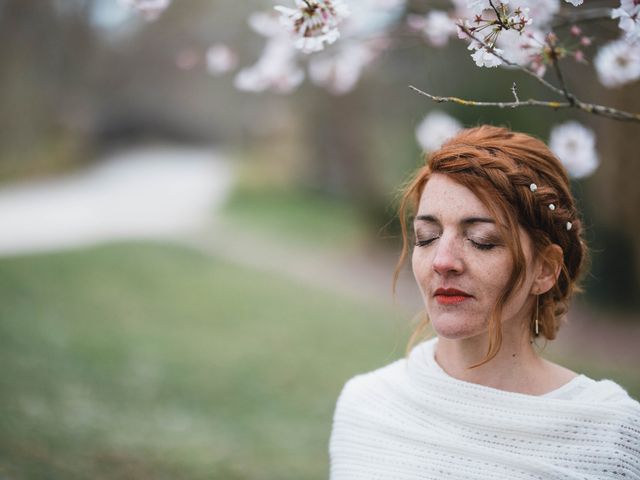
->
[487,0,507,30]
[408,85,640,123]
[458,24,640,123]
[459,25,566,98]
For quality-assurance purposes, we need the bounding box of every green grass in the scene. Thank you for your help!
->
[0,241,637,479]
[0,242,407,479]
[219,187,370,248]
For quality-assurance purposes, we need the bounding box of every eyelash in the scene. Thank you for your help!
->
[414,236,497,251]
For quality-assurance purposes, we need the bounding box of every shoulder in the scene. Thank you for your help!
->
[577,378,640,447]
[581,377,640,407]
[335,358,409,406]
[329,358,415,460]
[330,356,412,431]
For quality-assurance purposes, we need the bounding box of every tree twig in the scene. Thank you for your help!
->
[511,82,519,103]
[409,85,570,109]
[548,42,576,106]
[408,85,640,123]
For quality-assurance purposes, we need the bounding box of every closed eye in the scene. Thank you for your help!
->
[469,239,497,251]
[415,237,438,247]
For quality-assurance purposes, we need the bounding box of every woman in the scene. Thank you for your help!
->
[329,125,640,479]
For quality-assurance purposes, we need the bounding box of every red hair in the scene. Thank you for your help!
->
[394,125,589,368]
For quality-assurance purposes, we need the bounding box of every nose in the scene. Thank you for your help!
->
[432,234,464,276]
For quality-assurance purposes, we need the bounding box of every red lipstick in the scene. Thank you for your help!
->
[434,288,472,305]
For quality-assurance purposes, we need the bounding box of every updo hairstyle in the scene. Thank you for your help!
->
[394,125,589,368]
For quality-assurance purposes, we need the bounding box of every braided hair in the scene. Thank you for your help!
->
[395,125,589,368]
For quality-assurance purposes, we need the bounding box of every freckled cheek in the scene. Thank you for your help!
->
[411,250,433,286]
[466,257,511,295]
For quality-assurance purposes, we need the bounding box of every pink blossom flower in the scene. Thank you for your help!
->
[274,0,350,53]
[612,0,640,40]
[408,11,458,47]
[549,122,599,178]
[498,28,546,74]
[248,12,283,37]
[234,37,304,93]
[594,38,640,88]
[470,44,504,67]
[308,42,379,95]
[206,44,238,76]
[415,111,463,152]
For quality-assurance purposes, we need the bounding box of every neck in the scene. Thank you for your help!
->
[434,325,549,395]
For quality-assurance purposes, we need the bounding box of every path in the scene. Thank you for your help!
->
[0,144,233,256]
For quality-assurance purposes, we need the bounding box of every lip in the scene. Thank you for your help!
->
[433,287,472,306]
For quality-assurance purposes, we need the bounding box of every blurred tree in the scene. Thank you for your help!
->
[0,0,97,179]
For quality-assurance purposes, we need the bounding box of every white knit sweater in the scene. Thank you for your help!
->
[329,337,640,480]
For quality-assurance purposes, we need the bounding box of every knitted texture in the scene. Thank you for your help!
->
[329,338,640,480]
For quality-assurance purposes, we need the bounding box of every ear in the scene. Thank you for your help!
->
[531,244,563,295]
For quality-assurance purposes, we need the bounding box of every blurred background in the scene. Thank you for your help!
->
[0,0,638,478]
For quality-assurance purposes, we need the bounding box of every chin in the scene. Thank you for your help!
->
[429,313,487,340]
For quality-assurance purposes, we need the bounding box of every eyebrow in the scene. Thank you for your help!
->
[414,215,495,226]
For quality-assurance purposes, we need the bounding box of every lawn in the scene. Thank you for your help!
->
[0,238,637,480]
[0,242,407,479]
[218,187,371,248]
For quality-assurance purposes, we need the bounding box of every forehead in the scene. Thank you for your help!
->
[417,173,492,219]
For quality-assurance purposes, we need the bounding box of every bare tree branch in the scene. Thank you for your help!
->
[408,85,640,123]
[409,85,570,109]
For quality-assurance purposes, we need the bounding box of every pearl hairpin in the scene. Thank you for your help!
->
[529,181,573,232]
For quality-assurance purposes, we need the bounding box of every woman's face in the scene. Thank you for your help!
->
[412,174,537,340]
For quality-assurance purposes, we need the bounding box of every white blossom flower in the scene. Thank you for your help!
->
[274,0,350,54]
[498,28,547,76]
[612,0,640,40]
[308,42,380,94]
[465,0,499,16]
[594,38,640,88]
[234,37,304,93]
[415,111,463,152]
[549,122,599,179]
[470,45,504,67]
[248,11,282,37]
[457,1,533,69]
[206,44,238,76]
[510,0,560,29]
[408,11,458,47]
[564,0,583,5]
[119,0,171,21]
